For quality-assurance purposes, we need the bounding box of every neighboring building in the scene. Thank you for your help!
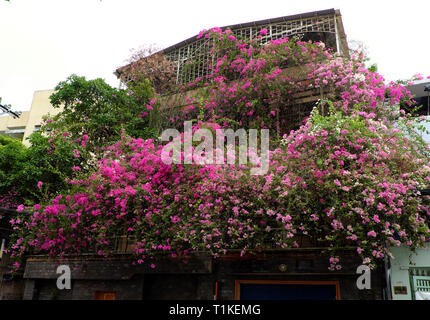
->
[384,81,430,300]
[407,80,430,115]
[386,244,430,300]
[405,80,430,143]
[0,110,30,141]
[22,89,60,145]
[0,90,58,146]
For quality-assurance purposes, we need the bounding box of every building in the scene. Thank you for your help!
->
[10,9,390,301]
[0,90,58,146]
[383,81,430,300]
[405,79,430,143]
[386,244,430,300]
[115,8,349,135]
[0,110,30,141]
[20,249,383,300]
[116,8,348,86]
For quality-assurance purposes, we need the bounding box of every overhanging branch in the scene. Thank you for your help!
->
[0,103,21,119]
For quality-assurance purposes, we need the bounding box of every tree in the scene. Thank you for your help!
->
[0,129,92,206]
[0,135,26,208]
[49,74,157,153]
[125,45,177,94]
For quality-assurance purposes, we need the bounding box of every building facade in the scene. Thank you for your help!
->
[0,89,58,146]
[386,244,430,300]
[14,9,386,301]
[7,9,427,301]
[20,250,384,300]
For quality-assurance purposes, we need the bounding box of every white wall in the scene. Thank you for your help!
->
[389,243,430,300]
[419,116,430,143]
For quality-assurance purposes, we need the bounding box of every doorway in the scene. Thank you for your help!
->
[235,280,340,300]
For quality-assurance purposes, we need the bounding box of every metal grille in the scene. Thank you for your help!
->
[166,14,337,84]
[413,276,430,292]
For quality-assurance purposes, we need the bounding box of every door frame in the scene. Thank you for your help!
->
[234,280,341,300]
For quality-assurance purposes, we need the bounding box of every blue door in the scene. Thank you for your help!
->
[238,282,339,300]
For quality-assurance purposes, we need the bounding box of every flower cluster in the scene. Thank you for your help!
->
[0,189,20,209]
[165,29,414,139]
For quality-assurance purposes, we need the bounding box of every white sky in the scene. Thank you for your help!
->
[1,0,429,112]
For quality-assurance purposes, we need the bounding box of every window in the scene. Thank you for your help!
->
[94,291,117,300]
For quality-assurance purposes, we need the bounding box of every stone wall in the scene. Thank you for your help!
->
[0,254,25,300]
[19,250,384,300]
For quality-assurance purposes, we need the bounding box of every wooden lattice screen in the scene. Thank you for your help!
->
[164,11,341,84]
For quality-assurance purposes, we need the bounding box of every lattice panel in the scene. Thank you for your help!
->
[234,15,335,44]
[166,14,337,84]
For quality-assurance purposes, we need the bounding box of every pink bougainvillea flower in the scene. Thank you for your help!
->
[260,28,268,35]
[367,231,377,238]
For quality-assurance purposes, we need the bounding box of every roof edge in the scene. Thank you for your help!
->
[115,8,339,77]
[162,8,337,55]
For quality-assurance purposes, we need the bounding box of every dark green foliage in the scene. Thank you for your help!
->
[49,74,157,152]
[0,135,27,202]
[0,131,92,205]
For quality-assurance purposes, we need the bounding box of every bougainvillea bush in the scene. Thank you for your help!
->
[273,106,430,269]
[164,28,415,137]
[7,29,430,271]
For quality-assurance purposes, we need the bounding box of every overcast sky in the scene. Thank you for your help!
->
[1,0,429,112]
